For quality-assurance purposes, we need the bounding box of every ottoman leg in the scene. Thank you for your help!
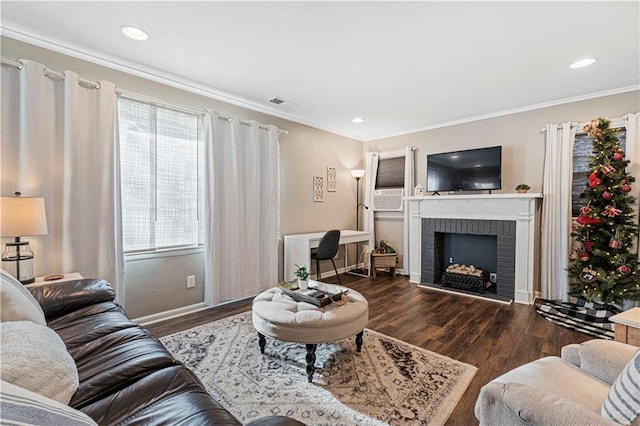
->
[355,331,364,352]
[305,344,317,382]
[258,333,266,354]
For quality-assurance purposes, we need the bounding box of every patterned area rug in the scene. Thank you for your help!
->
[535,299,618,339]
[160,312,477,425]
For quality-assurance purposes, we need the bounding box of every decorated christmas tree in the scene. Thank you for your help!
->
[568,117,640,305]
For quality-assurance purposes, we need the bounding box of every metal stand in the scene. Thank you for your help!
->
[347,175,369,277]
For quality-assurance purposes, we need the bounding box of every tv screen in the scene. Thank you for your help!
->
[427,146,502,193]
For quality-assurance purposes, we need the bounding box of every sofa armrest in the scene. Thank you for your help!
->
[476,382,617,426]
[562,339,637,385]
[28,279,115,320]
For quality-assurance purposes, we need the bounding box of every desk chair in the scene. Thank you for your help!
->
[311,230,342,285]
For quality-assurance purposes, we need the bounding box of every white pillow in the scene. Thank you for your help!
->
[0,321,79,405]
[0,379,96,426]
[0,268,46,325]
[602,349,640,425]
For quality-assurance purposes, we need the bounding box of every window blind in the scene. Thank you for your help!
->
[118,97,203,252]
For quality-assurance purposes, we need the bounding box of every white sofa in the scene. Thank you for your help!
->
[475,339,638,425]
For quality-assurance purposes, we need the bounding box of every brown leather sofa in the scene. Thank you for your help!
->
[27,278,303,426]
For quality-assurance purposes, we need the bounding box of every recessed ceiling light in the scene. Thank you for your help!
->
[121,25,149,41]
[352,117,365,124]
[570,58,596,69]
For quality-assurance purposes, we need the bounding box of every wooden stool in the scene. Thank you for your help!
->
[371,253,398,278]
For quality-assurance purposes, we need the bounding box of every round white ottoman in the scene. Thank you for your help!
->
[252,286,369,382]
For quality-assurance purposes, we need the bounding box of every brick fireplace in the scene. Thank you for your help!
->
[407,194,542,304]
[421,218,515,300]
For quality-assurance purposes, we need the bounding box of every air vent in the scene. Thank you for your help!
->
[269,97,285,105]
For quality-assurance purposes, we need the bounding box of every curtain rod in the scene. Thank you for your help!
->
[2,57,288,135]
[540,117,628,133]
[2,57,100,89]
[116,89,287,134]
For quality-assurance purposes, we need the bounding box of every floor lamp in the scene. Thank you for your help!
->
[349,169,369,276]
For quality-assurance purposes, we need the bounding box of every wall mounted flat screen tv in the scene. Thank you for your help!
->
[427,146,502,193]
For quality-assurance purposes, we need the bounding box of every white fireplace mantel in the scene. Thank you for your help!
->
[407,193,542,304]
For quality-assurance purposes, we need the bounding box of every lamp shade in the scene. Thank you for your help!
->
[351,169,365,179]
[1,196,48,237]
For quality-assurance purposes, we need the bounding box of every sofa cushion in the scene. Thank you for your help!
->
[493,356,610,413]
[69,326,178,408]
[0,379,97,426]
[602,349,640,425]
[0,321,79,404]
[0,268,46,325]
[78,365,241,425]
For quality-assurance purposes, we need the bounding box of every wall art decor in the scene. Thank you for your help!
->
[327,167,337,192]
[313,176,324,202]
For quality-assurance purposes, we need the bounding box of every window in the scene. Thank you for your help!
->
[118,97,204,253]
[572,127,626,217]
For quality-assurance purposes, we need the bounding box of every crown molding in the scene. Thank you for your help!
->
[364,85,640,142]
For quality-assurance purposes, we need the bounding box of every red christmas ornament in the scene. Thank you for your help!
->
[583,240,593,252]
[617,265,632,275]
[602,191,612,200]
[576,215,603,225]
[579,205,592,215]
[609,238,623,249]
[579,253,590,262]
[589,172,602,188]
[613,152,624,161]
[622,183,632,193]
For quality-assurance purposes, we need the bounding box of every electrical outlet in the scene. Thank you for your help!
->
[448,257,454,265]
[187,275,195,288]
[490,273,497,283]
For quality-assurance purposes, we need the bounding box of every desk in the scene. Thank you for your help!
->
[284,230,370,281]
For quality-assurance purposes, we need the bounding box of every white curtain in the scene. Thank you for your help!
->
[203,111,279,305]
[624,113,640,261]
[363,152,379,256]
[540,122,576,301]
[0,60,123,301]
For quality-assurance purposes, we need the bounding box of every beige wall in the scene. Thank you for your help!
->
[365,91,640,270]
[5,35,638,316]
[1,37,363,318]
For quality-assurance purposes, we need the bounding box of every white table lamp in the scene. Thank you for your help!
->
[1,192,48,284]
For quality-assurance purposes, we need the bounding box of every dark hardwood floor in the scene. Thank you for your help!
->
[147,273,589,425]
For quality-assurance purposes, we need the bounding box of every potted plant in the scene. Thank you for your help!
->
[294,264,310,290]
[375,240,396,254]
[515,184,530,193]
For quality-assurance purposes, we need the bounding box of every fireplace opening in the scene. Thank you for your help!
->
[442,233,497,276]
[439,233,497,294]
[421,218,515,302]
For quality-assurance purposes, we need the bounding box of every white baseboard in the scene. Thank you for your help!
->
[132,294,255,326]
[321,265,406,278]
[133,303,208,326]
